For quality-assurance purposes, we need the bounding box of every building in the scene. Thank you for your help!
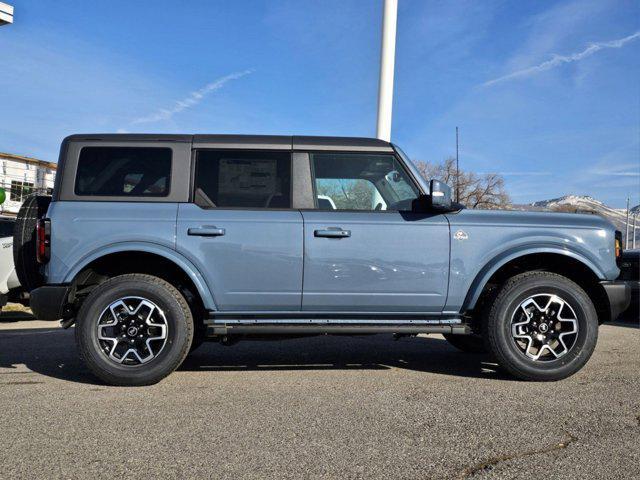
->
[0,152,56,215]
[0,2,13,26]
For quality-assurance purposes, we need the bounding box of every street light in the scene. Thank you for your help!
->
[0,2,13,26]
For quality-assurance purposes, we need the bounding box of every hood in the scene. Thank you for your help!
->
[447,208,616,231]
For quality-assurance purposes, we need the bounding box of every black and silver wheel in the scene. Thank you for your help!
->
[76,274,193,386]
[510,293,579,361]
[97,297,169,365]
[483,271,598,381]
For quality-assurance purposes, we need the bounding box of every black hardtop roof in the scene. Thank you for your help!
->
[63,134,394,152]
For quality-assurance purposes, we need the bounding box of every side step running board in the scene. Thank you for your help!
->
[207,324,471,336]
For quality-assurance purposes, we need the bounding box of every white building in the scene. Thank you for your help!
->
[0,152,56,215]
[0,2,14,26]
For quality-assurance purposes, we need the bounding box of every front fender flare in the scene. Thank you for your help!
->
[463,245,605,311]
[62,242,217,310]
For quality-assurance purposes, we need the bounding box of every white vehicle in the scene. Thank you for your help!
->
[317,195,337,210]
[0,216,22,309]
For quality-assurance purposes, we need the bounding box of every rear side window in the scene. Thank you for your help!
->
[194,150,291,208]
[75,147,171,197]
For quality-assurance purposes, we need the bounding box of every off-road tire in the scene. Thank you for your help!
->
[75,274,193,386]
[483,271,598,381]
[13,195,51,291]
[443,333,487,353]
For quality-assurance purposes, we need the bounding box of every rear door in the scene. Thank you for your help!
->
[301,152,450,312]
[176,149,303,311]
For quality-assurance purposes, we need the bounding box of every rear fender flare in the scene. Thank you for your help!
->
[63,242,217,310]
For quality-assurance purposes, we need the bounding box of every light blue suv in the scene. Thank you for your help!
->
[16,134,630,385]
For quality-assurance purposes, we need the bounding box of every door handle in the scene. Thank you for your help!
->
[188,226,226,237]
[314,228,351,238]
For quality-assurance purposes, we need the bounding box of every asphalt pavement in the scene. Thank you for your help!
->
[0,314,638,479]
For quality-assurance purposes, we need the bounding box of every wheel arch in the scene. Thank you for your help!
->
[464,249,610,323]
[64,243,216,311]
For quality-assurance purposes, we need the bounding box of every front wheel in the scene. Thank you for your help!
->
[75,274,193,386]
[483,271,598,381]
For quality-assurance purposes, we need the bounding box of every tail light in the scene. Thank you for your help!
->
[614,230,623,260]
[36,218,51,264]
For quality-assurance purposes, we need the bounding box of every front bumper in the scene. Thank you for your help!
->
[29,284,71,320]
[600,281,632,322]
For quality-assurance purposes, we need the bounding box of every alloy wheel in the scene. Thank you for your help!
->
[510,293,579,362]
[96,296,168,366]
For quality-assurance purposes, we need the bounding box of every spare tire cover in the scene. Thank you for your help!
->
[13,195,52,292]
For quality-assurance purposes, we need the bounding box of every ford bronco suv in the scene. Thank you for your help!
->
[15,134,630,386]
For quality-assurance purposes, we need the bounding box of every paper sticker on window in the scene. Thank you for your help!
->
[218,159,278,195]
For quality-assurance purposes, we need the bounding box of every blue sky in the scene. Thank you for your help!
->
[0,0,638,207]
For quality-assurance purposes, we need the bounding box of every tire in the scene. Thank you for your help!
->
[13,195,51,291]
[75,274,193,386]
[483,271,598,381]
[443,334,487,354]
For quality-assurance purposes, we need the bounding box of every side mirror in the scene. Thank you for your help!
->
[428,179,453,210]
[412,179,461,213]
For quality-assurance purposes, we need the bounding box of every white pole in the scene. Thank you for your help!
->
[376,0,398,142]
[633,213,637,249]
[625,197,630,248]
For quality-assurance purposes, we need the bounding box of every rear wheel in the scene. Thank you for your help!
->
[13,195,51,291]
[443,334,486,353]
[75,274,193,386]
[483,271,598,381]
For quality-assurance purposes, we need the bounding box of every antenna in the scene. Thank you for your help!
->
[455,126,460,203]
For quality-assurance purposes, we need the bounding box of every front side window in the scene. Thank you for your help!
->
[194,150,292,208]
[311,153,419,211]
[75,147,171,197]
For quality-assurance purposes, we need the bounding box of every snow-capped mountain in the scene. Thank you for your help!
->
[516,195,639,247]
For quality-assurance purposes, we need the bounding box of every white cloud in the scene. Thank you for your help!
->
[588,162,640,177]
[483,31,640,87]
[482,171,552,176]
[131,69,253,124]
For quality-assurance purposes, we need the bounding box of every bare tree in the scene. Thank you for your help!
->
[415,157,510,209]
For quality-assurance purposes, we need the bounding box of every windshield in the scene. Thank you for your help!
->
[392,144,425,193]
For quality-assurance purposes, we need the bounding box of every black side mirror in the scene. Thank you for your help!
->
[412,180,461,213]
[429,179,453,210]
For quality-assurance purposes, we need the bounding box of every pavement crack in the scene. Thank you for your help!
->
[458,431,577,479]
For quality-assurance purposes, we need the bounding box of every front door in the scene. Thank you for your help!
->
[301,152,450,312]
[176,149,303,311]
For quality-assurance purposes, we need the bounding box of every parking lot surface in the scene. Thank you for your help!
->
[0,316,638,479]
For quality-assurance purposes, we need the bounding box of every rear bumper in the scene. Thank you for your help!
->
[29,284,71,320]
[600,281,632,322]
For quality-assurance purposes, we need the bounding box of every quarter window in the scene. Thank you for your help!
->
[311,153,419,211]
[194,150,292,208]
[75,147,171,197]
